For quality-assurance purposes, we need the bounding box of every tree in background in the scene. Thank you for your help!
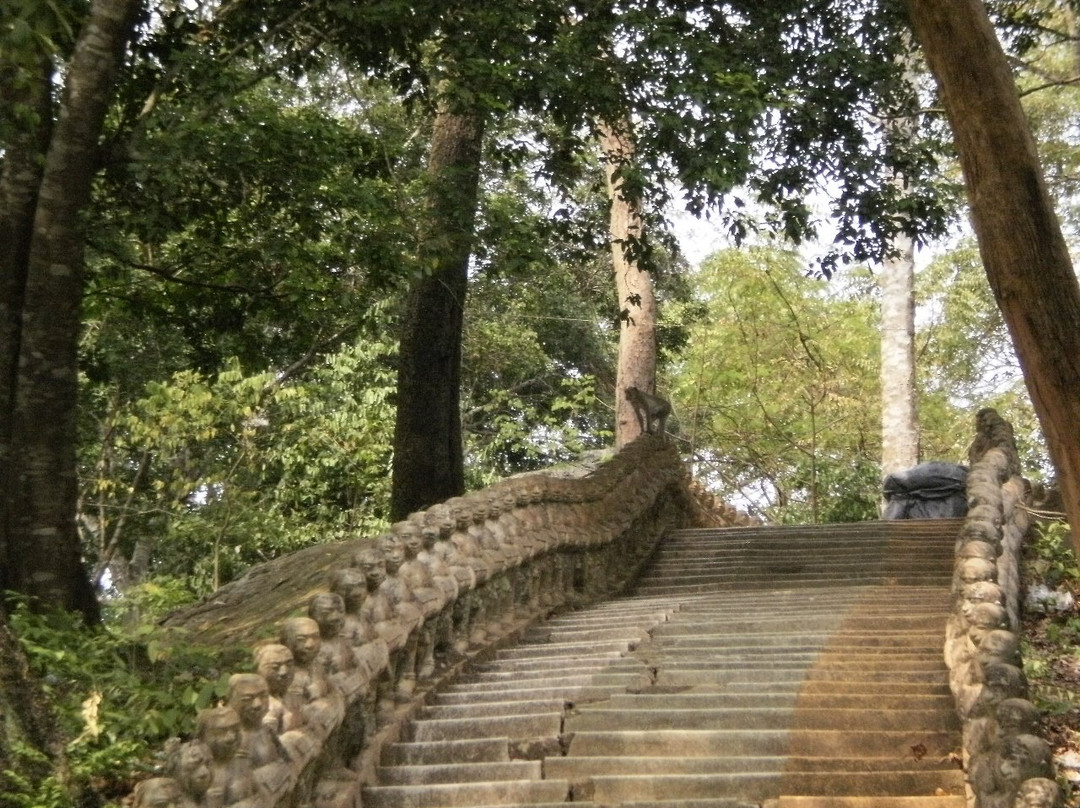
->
[602,121,660,447]
[906,0,1080,555]
[670,248,882,523]
[390,89,486,520]
[1,0,140,623]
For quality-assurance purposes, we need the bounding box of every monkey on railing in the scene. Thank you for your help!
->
[625,386,671,438]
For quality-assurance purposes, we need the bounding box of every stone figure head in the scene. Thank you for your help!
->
[312,775,356,808]
[253,643,295,697]
[377,534,405,574]
[195,705,242,762]
[133,777,180,808]
[958,539,997,560]
[957,558,997,586]
[227,673,270,729]
[995,698,1039,737]
[281,616,322,666]
[1013,777,1064,808]
[355,545,386,588]
[309,593,346,639]
[172,740,213,801]
[969,602,1008,634]
[998,734,1053,785]
[391,520,424,559]
[445,497,470,529]
[979,630,1021,665]
[962,580,1005,608]
[425,503,454,537]
[329,568,367,613]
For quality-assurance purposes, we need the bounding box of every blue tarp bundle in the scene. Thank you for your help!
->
[882,461,969,520]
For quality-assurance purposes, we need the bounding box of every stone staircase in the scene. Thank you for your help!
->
[364,519,966,808]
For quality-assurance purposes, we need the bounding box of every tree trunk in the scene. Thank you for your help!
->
[0,58,54,601]
[880,230,919,476]
[905,0,1080,555]
[602,122,658,449]
[390,100,485,521]
[0,604,72,793]
[0,0,139,622]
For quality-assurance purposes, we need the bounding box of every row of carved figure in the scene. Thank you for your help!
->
[947,409,1063,808]
[131,436,717,808]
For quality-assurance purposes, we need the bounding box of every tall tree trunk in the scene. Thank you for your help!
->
[1,0,139,622]
[0,604,72,794]
[602,121,658,448]
[880,230,919,476]
[390,100,485,521]
[905,0,1080,555]
[0,59,54,598]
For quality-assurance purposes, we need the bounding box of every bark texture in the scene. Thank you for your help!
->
[602,123,658,449]
[906,0,1080,554]
[880,231,919,476]
[390,102,485,521]
[0,0,139,621]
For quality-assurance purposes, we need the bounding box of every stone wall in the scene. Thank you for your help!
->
[944,408,1064,808]
[132,435,736,808]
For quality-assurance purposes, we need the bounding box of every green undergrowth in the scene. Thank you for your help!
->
[1021,520,1080,804]
[2,581,240,807]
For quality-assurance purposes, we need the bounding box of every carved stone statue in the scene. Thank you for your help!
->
[376,533,425,698]
[195,705,256,808]
[970,735,1055,808]
[281,617,331,703]
[170,740,214,808]
[968,407,1021,476]
[253,643,301,734]
[425,503,475,654]
[227,673,286,769]
[354,545,415,718]
[327,567,390,679]
[280,616,343,738]
[133,777,181,808]
[1013,778,1064,808]
[309,593,364,697]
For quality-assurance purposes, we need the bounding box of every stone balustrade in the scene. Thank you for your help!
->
[944,408,1064,808]
[133,435,736,808]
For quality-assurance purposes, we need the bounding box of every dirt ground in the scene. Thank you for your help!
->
[1021,541,1080,805]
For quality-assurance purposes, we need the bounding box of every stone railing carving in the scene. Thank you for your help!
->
[133,435,728,808]
[944,408,1064,808]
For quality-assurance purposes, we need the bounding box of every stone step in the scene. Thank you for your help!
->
[654,669,947,687]
[407,712,562,743]
[605,693,953,711]
[466,660,631,676]
[382,737,510,766]
[565,707,957,733]
[491,640,634,658]
[588,801,758,808]
[434,685,620,704]
[634,579,951,595]
[420,699,569,720]
[472,656,628,673]
[649,631,943,647]
[376,760,542,785]
[546,754,961,780]
[567,730,959,759]
[585,770,963,803]
[774,798,966,808]
[522,627,651,643]
[362,779,570,808]
[450,671,648,690]
[639,658,946,673]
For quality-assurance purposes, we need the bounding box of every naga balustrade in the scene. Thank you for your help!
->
[131,435,737,808]
[946,408,1063,808]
